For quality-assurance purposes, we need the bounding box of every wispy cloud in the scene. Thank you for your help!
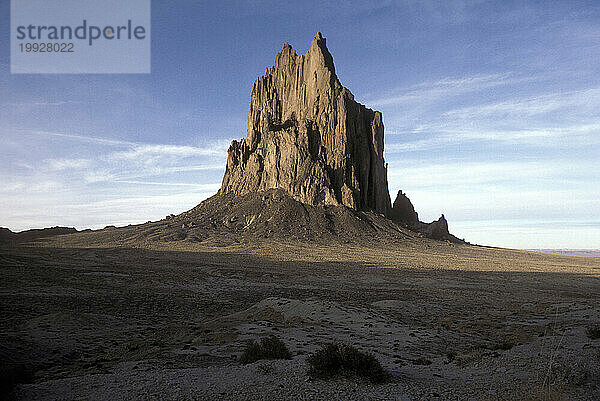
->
[109,143,225,160]
[1,189,218,231]
[0,180,63,194]
[19,130,229,183]
[50,158,224,184]
[28,130,135,147]
[83,170,116,184]
[111,181,220,190]
[6,100,80,107]
[386,122,600,152]
[46,158,91,171]
[0,131,229,224]
[444,88,600,119]
[26,130,231,158]
[80,158,225,184]
[93,142,228,183]
[367,73,520,107]
[388,160,598,188]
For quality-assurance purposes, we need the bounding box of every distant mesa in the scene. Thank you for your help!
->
[219,32,458,242]
[0,226,78,245]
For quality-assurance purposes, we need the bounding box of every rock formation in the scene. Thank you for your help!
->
[390,190,419,224]
[220,32,390,215]
[220,32,457,242]
[421,215,450,241]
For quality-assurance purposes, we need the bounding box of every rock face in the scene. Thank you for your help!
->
[220,32,391,215]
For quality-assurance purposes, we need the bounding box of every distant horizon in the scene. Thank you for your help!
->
[4,225,600,253]
[2,1,599,249]
[525,248,600,257]
[528,248,600,250]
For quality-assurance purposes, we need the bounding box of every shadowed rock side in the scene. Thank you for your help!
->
[390,190,419,225]
[389,191,455,241]
[220,32,391,215]
[419,214,451,241]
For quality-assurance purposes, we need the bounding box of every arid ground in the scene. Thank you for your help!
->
[2,229,600,400]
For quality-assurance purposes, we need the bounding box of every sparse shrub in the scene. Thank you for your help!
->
[306,343,388,383]
[239,339,263,364]
[585,324,600,340]
[238,335,292,364]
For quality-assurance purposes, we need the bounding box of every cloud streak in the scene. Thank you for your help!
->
[444,87,600,120]
[46,158,92,171]
[388,159,600,189]
[0,129,229,231]
[6,100,80,107]
[28,130,136,147]
[367,73,522,107]
[109,143,226,160]
[111,181,220,190]
[23,130,230,183]
[1,190,218,232]
[385,123,600,152]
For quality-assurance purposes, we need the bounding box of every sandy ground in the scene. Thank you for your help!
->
[1,238,600,400]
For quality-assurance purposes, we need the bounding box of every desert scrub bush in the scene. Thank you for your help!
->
[306,343,388,383]
[585,324,600,340]
[238,335,292,364]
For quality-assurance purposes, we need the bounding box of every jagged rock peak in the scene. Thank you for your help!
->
[220,33,392,215]
[424,214,451,240]
[391,190,419,224]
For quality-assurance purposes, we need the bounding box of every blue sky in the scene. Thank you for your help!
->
[1,0,599,248]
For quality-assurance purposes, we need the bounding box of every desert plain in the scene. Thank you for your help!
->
[2,222,599,401]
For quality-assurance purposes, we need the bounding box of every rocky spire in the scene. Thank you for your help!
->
[220,32,392,215]
[390,190,419,224]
